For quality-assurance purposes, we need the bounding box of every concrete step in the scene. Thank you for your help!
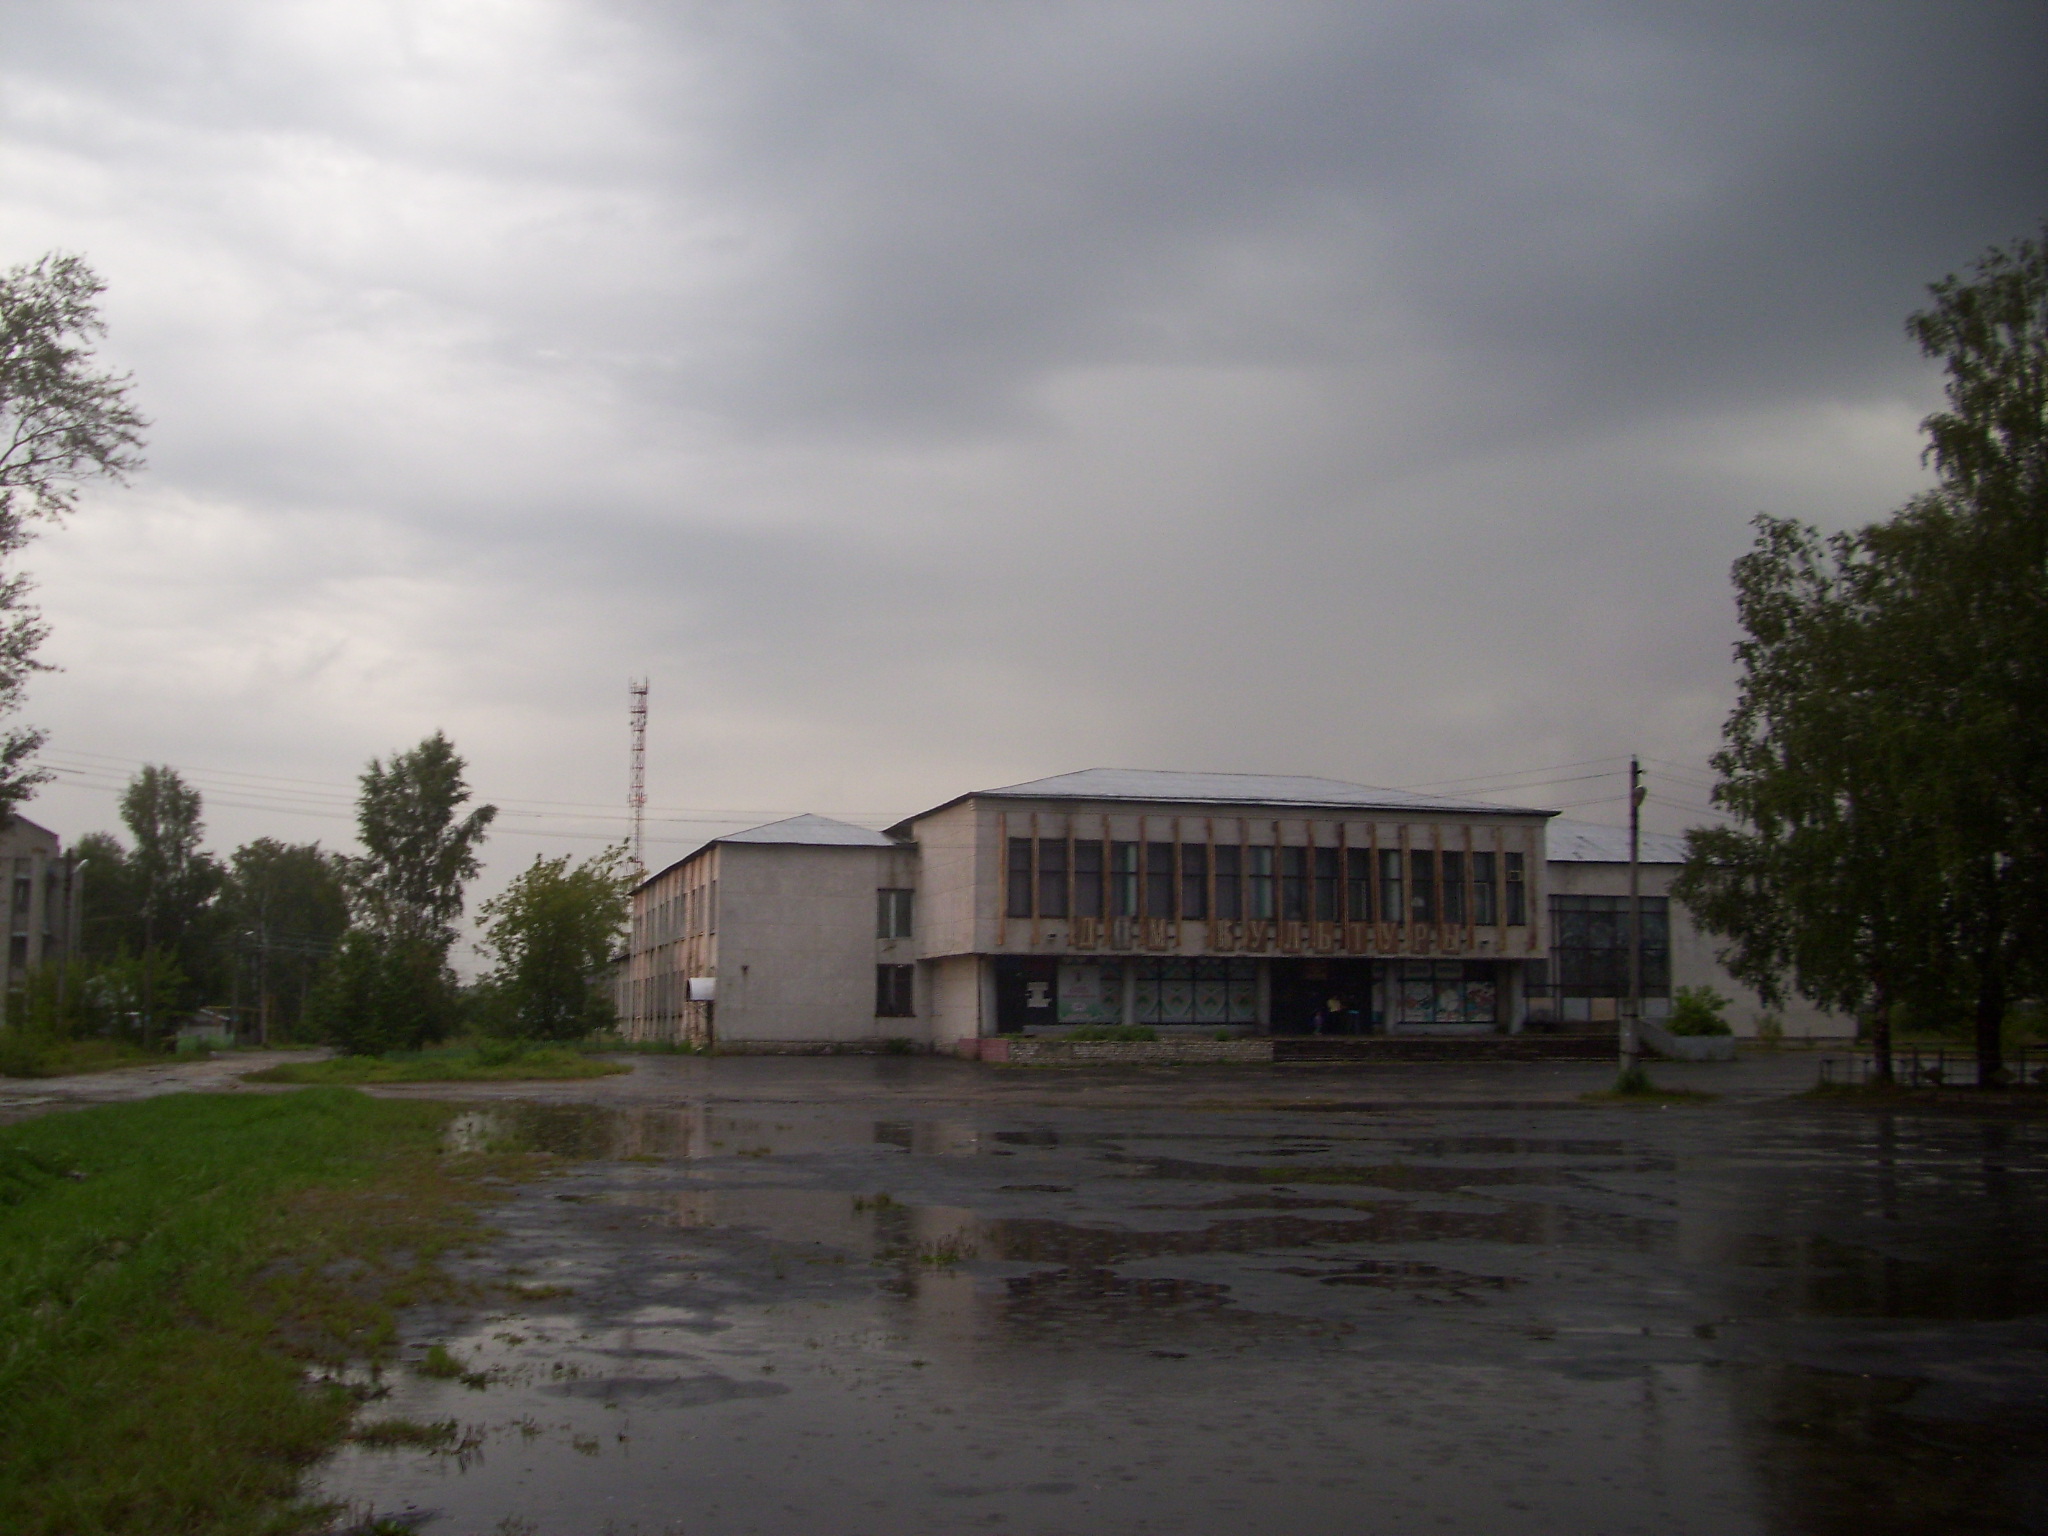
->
[1273,1034,1616,1063]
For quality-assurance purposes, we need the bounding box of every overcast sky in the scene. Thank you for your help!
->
[3,1,2044,914]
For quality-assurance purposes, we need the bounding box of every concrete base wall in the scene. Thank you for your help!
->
[965,1038,1274,1065]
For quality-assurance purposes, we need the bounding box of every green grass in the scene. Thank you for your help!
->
[0,1089,520,1535]
[0,1036,159,1079]
[241,1045,630,1084]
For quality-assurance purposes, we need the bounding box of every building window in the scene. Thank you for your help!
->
[1111,842,1139,917]
[877,888,914,939]
[1313,847,1340,922]
[1395,961,1499,1026]
[876,963,915,1017]
[1037,838,1069,918]
[1472,852,1498,926]
[1441,850,1466,925]
[1074,839,1104,918]
[1345,849,1373,924]
[1279,846,1308,921]
[1131,957,1261,1025]
[1180,844,1209,921]
[1213,844,1242,920]
[1410,849,1437,924]
[1144,842,1176,918]
[1247,846,1275,920]
[1380,848,1403,924]
[1504,853,1526,925]
[1549,895,1670,998]
[1007,838,1033,919]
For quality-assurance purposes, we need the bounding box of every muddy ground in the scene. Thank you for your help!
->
[11,1052,2046,1534]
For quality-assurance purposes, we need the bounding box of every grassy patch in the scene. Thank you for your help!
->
[0,1036,159,1079]
[347,1418,459,1450]
[242,1045,630,1085]
[0,1089,523,1535]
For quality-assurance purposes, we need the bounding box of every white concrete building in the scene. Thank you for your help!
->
[1534,819,1847,1040]
[620,771,1849,1051]
[0,814,77,1027]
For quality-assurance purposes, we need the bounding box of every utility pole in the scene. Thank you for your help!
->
[628,678,649,874]
[1621,756,1645,1081]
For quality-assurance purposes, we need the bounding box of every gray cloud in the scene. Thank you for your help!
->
[1,0,2041,910]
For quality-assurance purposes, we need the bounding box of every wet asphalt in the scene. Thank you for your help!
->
[7,1052,2043,1534]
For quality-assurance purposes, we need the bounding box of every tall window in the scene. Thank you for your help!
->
[876,964,915,1016]
[1313,847,1340,921]
[1214,844,1242,920]
[1248,846,1275,920]
[1074,840,1105,918]
[1279,846,1308,921]
[1345,848,1373,924]
[1549,896,1669,997]
[1505,852,1526,925]
[877,888,914,939]
[1380,849,1403,923]
[1007,837,1033,919]
[1441,850,1466,925]
[1472,852,1497,925]
[1410,849,1437,924]
[1111,842,1140,917]
[1144,842,1176,918]
[1037,838,1069,918]
[1180,844,1209,920]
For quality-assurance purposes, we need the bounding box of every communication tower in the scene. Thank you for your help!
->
[628,678,648,872]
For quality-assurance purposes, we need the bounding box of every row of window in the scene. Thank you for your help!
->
[1006,839,1526,926]
[1526,895,1672,998]
[641,879,717,946]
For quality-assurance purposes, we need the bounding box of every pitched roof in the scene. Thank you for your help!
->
[716,813,899,848]
[889,767,1552,834]
[635,812,899,892]
[1545,818,1690,864]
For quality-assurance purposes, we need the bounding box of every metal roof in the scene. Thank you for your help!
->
[716,813,899,848]
[635,813,900,892]
[889,768,1552,834]
[1545,818,1690,865]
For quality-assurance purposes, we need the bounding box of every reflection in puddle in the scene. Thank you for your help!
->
[313,1098,2048,1535]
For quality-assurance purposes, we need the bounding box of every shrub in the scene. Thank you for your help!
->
[1063,1024,1159,1042]
[1668,986,1734,1036]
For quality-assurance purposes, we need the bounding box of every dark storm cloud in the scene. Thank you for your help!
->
[1,0,2042,881]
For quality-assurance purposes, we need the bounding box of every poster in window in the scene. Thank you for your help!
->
[1057,962,1121,1024]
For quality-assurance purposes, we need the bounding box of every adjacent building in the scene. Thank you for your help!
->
[0,814,77,1027]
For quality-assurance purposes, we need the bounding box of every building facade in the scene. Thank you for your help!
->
[0,815,77,1028]
[1531,820,1847,1040]
[621,770,1561,1048]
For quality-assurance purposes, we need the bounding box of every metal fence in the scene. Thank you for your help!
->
[1818,1045,2048,1089]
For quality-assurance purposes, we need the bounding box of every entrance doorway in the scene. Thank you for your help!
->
[1269,958,1377,1035]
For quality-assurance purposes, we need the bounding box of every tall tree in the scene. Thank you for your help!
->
[1683,228,2046,1085]
[117,765,224,1019]
[0,254,147,819]
[345,732,497,952]
[224,839,348,1042]
[477,847,633,1041]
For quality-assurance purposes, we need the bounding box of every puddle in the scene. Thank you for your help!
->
[317,1096,2048,1534]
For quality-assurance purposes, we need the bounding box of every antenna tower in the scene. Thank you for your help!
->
[628,678,649,871]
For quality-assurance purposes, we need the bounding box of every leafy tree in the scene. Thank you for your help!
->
[223,839,348,1042]
[1682,227,2046,1086]
[72,829,143,962]
[477,847,633,1041]
[0,254,147,819]
[310,733,495,1054]
[302,931,456,1057]
[118,765,226,1008]
[345,732,497,952]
